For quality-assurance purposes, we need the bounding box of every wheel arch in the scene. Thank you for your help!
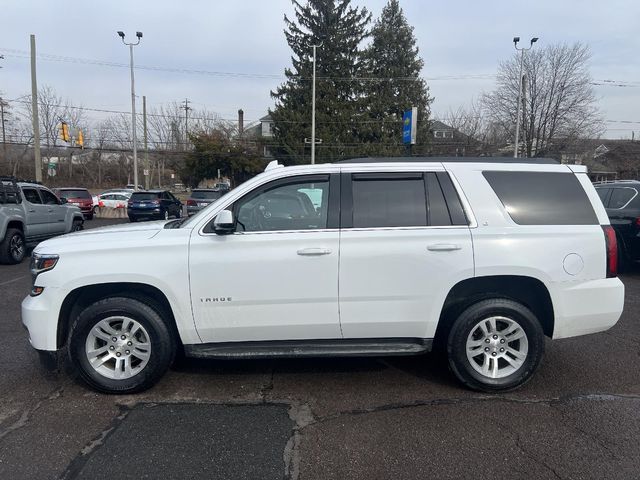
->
[434,275,555,350]
[57,282,181,350]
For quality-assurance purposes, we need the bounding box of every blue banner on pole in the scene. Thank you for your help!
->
[402,110,412,144]
[402,107,417,145]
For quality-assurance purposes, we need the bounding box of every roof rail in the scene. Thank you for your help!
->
[334,156,560,165]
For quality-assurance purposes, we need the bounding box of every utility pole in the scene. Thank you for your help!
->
[30,34,42,182]
[512,36,538,158]
[182,98,191,150]
[117,31,143,189]
[311,44,318,164]
[0,98,7,167]
[143,95,149,190]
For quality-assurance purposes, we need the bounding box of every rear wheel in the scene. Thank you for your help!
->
[447,298,544,392]
[72,219,83,232]
[68,296,175,393]
[0,228,26,264]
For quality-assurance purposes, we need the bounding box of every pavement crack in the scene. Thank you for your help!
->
[260,364,275,403]
[313,392,640,423]
[512,433,564,480]
[0,386,64,441]
[284,403,316,480]
[59,405,131,480]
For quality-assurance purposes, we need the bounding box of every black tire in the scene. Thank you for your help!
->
[67,296,175,394]
[72,219,83,232]
[129,216,137,223]
[447,298,545,393]
[0,228,26,264]
[85,213,94,221]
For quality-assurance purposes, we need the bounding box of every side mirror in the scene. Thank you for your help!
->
[213,210,235,235]
[60,197,68,204]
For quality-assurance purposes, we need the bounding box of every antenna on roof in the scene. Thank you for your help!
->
[265,160,283,172]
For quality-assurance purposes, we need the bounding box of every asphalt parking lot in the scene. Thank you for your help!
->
[1,218,640,479]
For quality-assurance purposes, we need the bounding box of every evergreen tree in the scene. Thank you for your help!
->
[361,0,432,156]
[271,0,371,164]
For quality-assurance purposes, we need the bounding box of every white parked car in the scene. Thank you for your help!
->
[95,191,132,212]
[22,158,624,393]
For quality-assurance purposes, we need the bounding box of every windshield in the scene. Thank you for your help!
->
[131,192,160,201]
[191,190,221,200]
[57,189,91,199]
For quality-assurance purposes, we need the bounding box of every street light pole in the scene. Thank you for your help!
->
[311,44,318,165]
[118,31,143,189]
[513,36,538,158]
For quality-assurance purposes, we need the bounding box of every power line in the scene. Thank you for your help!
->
[0,48,497,82]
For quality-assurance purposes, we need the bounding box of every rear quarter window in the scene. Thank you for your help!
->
[483,171,598,225]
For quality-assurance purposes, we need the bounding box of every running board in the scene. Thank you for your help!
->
[184,338,432,360]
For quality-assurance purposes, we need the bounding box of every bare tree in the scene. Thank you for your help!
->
[483,42,603,157]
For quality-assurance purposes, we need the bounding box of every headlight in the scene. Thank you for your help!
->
[30,253,59,285]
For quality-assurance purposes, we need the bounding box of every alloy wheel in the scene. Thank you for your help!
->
[9,234,24,261]
[85,316,151,380]
[465,316,528,379]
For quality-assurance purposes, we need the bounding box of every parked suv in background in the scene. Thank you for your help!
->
[186,188,223,216]
[22,158,624,394]
[0,177,84,264]
[53,188,94,220]
[595,180,640,270]
[127,190,182,222]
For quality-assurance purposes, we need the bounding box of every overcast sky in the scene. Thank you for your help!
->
[1,0,639,138]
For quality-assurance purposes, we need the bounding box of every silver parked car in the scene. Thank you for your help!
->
[185,188,224,216]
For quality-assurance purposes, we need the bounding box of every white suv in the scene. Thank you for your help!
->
[22,158,624,393]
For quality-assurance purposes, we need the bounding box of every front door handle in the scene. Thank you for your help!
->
[297,247,332,256]
[427,244,461,252]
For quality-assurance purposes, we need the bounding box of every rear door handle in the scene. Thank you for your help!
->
[427,244,461,252]
[297,247,332,256]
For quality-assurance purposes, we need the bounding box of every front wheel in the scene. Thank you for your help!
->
[447,298,544,392]
[68,296,175,393]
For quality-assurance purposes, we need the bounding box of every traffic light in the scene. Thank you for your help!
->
[77,129,84,149]
[59,122,70,142]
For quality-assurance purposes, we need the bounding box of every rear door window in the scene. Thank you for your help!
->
[351,173,427,228]
[609,188,637,209]
[483,171,598,225]
[22,187,42,204]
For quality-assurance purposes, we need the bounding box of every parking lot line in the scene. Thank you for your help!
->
[0,275,27,287]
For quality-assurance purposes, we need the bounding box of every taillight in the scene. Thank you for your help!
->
[99,201,104,207]
[635,217,640,227]
[186,199,196,206]
[602,225,618,278]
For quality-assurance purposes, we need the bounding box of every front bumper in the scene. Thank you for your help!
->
[22,287,63,351]
[551,277,625,339]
